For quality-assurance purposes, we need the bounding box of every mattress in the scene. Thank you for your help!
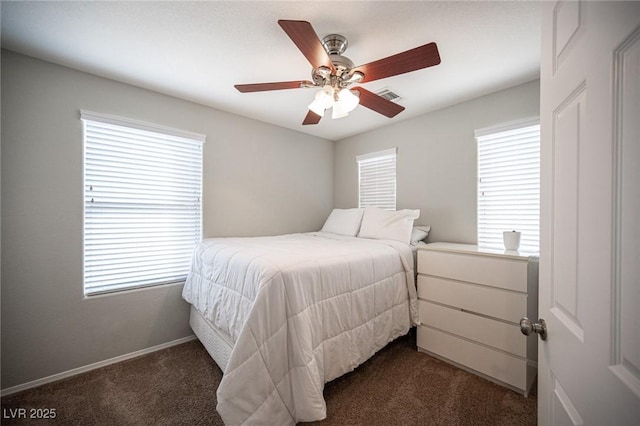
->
[182,231,417,425]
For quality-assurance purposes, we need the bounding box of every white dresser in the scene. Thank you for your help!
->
[416,242,539,396]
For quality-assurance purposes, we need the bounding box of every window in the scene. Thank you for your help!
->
[476,119,540,253]
[82,111,204,295]
[357,148,397,210]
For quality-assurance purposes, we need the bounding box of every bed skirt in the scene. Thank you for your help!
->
[189,306,234,373]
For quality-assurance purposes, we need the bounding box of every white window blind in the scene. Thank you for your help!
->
[357,148,397,210]
[81,111,204,295]
[476,120,540,253]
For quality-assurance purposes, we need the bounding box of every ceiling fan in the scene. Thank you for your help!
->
[235,20,441,125]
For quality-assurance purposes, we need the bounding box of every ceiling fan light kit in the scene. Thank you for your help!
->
[337,88,360,111]
[308,86,334,116]
[234,20,441,125]
[308,86,360,118]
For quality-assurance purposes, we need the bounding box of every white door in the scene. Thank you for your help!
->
[539,1,640,424]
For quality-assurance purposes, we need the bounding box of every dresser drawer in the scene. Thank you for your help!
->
[417,249,528,292]
[418,300,526,357]
[417,326,527,390]
[417,275,526,323]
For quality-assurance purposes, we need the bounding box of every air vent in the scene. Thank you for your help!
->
[375,88,402,102]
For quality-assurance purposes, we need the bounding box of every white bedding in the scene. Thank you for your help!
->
[182,231,418,425]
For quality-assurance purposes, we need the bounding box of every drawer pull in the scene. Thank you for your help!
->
[519,317,547,341]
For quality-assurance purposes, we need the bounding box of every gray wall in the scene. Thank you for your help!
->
[1,49,538,390]
[1,50,334,389]
[334,79,540,244]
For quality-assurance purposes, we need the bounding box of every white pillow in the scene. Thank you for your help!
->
[320,208,365,236]
[410,225,431,244]
[358,208,420,243]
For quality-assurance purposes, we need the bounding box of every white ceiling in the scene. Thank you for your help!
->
[1,1,541,141]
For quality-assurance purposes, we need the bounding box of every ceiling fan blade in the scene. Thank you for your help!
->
[354,87,405,118]
[235,81,313,93]
[353,42,440,83]
[278,20,335,72]
[302,110,322,125]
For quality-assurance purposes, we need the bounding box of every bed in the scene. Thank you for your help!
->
[182,208,429,425]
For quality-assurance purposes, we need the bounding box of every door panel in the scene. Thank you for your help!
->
[551,376,583,426]
[551,85,585,342]
[552,0,584,73]
[539,1,640,424]
[611,25,640,400]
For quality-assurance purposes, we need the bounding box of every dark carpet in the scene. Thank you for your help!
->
[2,330,536,425]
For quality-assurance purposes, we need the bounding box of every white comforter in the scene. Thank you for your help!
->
[182,232,418,425]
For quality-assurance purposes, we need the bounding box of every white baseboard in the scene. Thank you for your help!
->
[1,335,197,397]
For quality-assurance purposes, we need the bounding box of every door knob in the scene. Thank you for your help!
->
[520,317,547,341]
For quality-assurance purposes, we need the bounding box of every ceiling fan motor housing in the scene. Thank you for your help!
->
[311,34,359,86]
[321,34,348,55]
